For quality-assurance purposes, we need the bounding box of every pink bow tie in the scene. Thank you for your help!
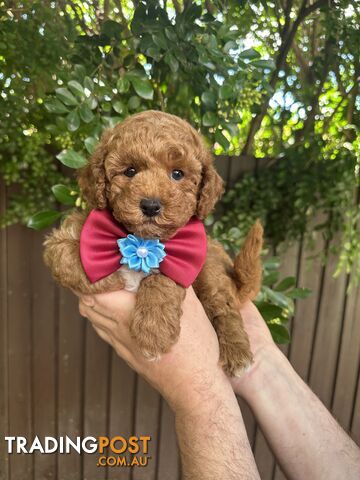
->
[80,209,207,288]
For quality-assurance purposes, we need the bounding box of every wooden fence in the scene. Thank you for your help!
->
[0,156,359,480]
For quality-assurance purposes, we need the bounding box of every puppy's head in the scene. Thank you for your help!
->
[78,110,224,239]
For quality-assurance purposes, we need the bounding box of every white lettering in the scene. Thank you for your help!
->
[17,437,27,454]
[28,436,44,454]
[44,437,58,453]
[65,437,81,454]
[4,437,16,454]
[82,437,97,454]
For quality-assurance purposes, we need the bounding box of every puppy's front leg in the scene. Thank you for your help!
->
[130,274,185,360]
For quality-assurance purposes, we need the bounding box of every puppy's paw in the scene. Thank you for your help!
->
[141,350,162,362]
[220,342,253,377]
[129,309,180,361]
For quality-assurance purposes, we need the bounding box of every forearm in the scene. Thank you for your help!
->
[173,370,260,480]
[239,347,360,480]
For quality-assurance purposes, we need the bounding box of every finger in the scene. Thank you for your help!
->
[80,301,133,351]
[87,290,136,321]
[92,324,134,365]
[79,301,118,329]
[92,324,112,344]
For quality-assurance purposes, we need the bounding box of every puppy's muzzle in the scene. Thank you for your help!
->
[140,198,162,217]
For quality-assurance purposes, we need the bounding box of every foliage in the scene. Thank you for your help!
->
[1,0,359,340]
[258,256,311,343]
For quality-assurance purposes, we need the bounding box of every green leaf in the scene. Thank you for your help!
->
[275,276,296,292]
[219,84,233,100]
[79,103,94,123]
[256,302,284,322]
[152,32,167,50]
[101,19,123,39]
[164,52,179,73]
[262,286,293,310]
[251,59,276,70]
[27,210,62,230]
[51,184,76,206]
[130,77,153,100]
[84,76,94,92]
[239,48,261,60]
[127,95,141,110]
[263,257,280,270]
[102,116,122,128]
[113,100,126,114]
[286,287,312,299]
[268,323,290,344]
[146,47,162,61]
[165,27,177,42]
[223,122,239,137]
[85,97,98,110]
[201,91,217,109]
[263,270,279,286]
[68,80,85,98]
[223,40,237,53]
[117,77,130,93]
[66,110,80,131]
[215,129,230,150]
[202,111,217,127]
[84,137,97,154]
[44,99,69,114]
[56,149,87,168]
[55,87,78,106]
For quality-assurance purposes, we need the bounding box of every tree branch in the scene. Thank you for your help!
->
[241,0,329,155]
[173,0,182,14]
[103,0,110,21]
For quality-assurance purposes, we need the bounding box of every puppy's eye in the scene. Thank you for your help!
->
[124,167,137,178]
[171,169,184,181]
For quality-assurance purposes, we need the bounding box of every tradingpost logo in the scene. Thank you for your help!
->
[4,435,152,468]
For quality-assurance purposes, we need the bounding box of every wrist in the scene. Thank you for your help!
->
[233,344,289,403]
[166,366,234,415]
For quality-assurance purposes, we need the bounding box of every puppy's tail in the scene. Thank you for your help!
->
[233,220,263,304]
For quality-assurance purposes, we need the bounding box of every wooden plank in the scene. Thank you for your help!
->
[331,275,360,430]
[131,377,161,480]
[287,231,326,381]
[214,155,230,186]
[350,369,360,446]
[276,242,301,358]
[6,223,33,480]
[255,242,300,480]
[254,430,275,480]
[273,229,334,480]
[83,323,111,480]
[0,181,9,480]
[238,398,256,449]
[156,399,179,480]
[107,353,136,480]
[31,230,57,480]
[308,246,347,408]
[228,155,257,187]
[57,288,85,480]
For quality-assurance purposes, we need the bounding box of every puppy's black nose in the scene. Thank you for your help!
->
[140,198,161,217]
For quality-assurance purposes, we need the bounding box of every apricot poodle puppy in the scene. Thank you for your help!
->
[44,110,263,375]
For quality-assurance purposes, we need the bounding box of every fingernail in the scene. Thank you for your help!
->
[82,295,95,307]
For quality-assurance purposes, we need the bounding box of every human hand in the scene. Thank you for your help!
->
[79,287,229,413]
[230,301,282,399]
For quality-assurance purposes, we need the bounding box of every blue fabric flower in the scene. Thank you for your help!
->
[117,234,166,274]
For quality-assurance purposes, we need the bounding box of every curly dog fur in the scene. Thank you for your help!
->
[44,110,263,374]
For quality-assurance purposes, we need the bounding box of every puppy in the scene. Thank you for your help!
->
[44,110,263,375]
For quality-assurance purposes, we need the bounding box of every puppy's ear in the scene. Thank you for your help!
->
[77,130,112,209]
[196,164,224,219]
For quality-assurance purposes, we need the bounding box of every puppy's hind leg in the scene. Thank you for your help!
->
[193,241,253,376]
